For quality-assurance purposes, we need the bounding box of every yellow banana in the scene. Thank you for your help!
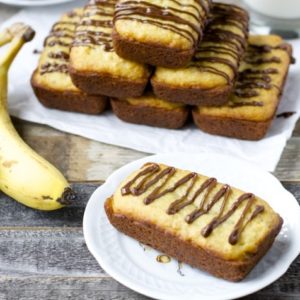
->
[0,23,75,210]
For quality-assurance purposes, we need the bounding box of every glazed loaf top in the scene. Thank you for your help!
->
[113,0,211,50]
[70,0,149,81]
[152,3,249,89]
[111,163,282,261]
[197,35,293,121]
[33,9,82,92]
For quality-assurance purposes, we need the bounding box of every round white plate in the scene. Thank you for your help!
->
[83,153,300,300]
[0,0,74,6]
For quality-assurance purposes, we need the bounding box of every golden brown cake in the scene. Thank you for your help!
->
[111,92,189,129]
[151,3,249,106]
[69,0,150,98]
[113,0,212,67]
[105,162,283,281]
[31,9,108,114]
[193,35,293,140]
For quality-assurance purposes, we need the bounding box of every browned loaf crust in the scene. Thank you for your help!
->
[32,71,107,114]
[112,0,211,68]
[151,3,249,105]
[153,82,233,107]
[193,114,271,140]
[31,9,108,114]
[69,66,148,99]
[105,197,282,282]
[69,0,150,98]
[105,163,283,281]
[193,35,293,140]
[112,29,194,68]
[111,94,189,129]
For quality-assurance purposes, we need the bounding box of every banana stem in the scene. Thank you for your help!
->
[0,24,35,110]
[0,23,35,46]
[0,25,35,72]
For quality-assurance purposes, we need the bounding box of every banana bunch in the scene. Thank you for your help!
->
[0,23,75,210]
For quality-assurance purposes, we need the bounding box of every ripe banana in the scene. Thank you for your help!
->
[0,23,75,210]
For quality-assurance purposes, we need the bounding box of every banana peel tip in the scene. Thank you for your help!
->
[57,187,76,206]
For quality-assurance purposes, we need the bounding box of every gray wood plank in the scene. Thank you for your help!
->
[0,228,298,278]
[0,273,299,300]
[275,138,300,181]
[0,277,149,300]
[0,229,103,276]
[0,182,299,227]
[293,120,300,137]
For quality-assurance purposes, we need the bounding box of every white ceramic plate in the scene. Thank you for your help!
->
[0,0,74,6]
[83,153,300,300]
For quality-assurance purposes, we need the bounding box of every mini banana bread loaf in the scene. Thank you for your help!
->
[31,9,108,114]
[105,162,283,281]
[69,0,150,98]
[151,3,249,106]
[113,0,212,67]
[193,35,293,140]
[111,92,189,129]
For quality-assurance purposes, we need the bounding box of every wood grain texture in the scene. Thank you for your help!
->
[0,229,103,276]
[0,277,150,300]
[0,229,298,297]
[0,183,299,300]
[275,138,300,181]
[14,119,147,182]
[13,119,300,182]
[0,276,299,300]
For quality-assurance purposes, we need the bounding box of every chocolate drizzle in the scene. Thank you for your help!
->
[48,51,70,60]
[248,43,295,63]
[234,68,276,99]
[244,57,281,65]
[40,9,81,75]
[145,170,194,205]
[44,21,76,47]
[114,0,211,47]
[191,3,249,84]
[121,163,265,245]
[40,62,69,75]
[229,100,263,107]
[72,0,115,51]
[229,42,291,106]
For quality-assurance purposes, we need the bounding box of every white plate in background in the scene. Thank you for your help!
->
[83,153,300,300]
[0,0,75,7]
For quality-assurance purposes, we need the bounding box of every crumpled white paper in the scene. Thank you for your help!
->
[1,0,300,171]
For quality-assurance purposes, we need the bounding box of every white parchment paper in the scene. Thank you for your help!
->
[1,0,300,171]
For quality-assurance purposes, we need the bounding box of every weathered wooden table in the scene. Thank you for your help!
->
[0,4,299,300]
